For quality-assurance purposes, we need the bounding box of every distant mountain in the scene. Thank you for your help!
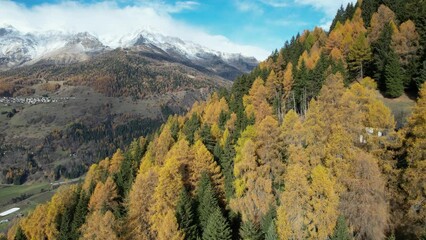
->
[0,25,258,80]
[0,25,107,70]
[0,25,257,185]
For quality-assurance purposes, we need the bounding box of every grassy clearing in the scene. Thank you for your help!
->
[0,182,51,207]
[378,92,416,128]
[0,182,55,233]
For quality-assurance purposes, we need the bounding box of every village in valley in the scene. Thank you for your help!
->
[0,96,73,106]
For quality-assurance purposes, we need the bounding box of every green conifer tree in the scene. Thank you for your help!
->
[219,137,235,199]
[202,208,232,240]
[200,124,215,153]
[15,226,27,240]
[197,173,220,231]
[384,49,405,98]
[372,23,393,90]
[176,188,198,240]
[183,113,201,145]
[265,221,278,240]
[70,190,89,240]
[331,215,352,240]
[58,208,72,240]
[415,61,426,89]
[239,220,262,240]
[170,118,180,141]
[260,206,276,236]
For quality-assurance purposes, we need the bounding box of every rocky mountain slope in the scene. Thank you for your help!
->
[0,25,258,184]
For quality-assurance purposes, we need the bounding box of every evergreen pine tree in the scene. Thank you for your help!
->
[384,49,405,98]
[219,137,235,199]
[200,124,215,153]
[70,190,89,240]
[170,118,180,141]
[329,5,345,32]
[415,60,426,89]
[197,173,220,231]
[372,23,393,90]
[265,221,278,240]
[331,215,352,240]
[260,206,276,236]
[176,188,198,240]
[58,188,79,240]
[360,0,380,27]
[202,208,232,240]
[294,61,308,114]
[239,220,262,240]
[115,154,134,198]
[183,113,201,145]
[15,226,27,240]
[218,110,230,130]
[58,209,72,240]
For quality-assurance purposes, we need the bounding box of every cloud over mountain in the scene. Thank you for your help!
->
[0,0,270,59]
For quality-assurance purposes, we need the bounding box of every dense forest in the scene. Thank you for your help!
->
[3,0,426,239]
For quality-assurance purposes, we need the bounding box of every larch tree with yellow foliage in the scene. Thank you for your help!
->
[80,210,119,240]
[20,186,79,240]
[150,154,184,238]
[88,177,119,213]
[126,168,159,240]
[190,140,225,197]
[243,77,273,123]
[276,161,310,240]
[402,82,426,238]
[108,149,124,174]
[368,5,396,43]
[307,165,339,240]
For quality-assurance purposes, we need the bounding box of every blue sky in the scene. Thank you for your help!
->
[2,0,355,59]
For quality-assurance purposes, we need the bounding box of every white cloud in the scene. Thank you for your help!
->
[234,0,264,14]
[266,18,308,27]
[0,0,269,60]
[259,0,287,8]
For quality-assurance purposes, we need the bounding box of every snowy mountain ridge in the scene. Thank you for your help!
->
[0,25,258,72]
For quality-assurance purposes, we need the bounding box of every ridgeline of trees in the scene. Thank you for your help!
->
[4,1,426,240]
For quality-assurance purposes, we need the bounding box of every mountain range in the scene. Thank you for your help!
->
[0,25,258,79]
[0,25,258,184]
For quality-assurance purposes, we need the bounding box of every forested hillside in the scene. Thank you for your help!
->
[4,0,426,239]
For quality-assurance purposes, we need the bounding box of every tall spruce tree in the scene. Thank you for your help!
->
[15,226,27,240]
[239,220,263,240]
[70,190,89,240]
[260,206,276,236]
[384,49,405,98]
[197,173,220,231]
[176,188,198,240]
[202,208,232,240]
[58,208,73,240]
[218,136,235,200]
[331,215,352,240]
[415,60,426,89]
[265,221,278,240]
[372,22,393,90]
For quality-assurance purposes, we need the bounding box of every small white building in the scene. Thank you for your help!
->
[0,207,20,217]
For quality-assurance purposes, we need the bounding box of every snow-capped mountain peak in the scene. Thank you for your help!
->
[113,29,255,62]
[0,25,258,75]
